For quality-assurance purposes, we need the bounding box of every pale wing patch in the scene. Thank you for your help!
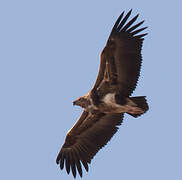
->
[102,93,115,104]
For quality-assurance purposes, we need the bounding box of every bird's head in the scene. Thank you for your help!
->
[73,96,91,108]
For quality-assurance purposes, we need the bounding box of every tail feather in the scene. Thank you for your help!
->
[127,96,149,118]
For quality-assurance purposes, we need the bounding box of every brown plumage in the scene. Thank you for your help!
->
[56,9,148,178]
[57,112,123,177]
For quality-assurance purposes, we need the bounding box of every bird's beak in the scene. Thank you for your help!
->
[73,101,76,106]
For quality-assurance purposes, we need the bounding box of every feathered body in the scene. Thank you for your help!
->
[56,10,149,178]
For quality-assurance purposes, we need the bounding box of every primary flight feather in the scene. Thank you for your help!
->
[56,9,149,178]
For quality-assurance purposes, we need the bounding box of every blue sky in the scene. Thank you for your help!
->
[1,0,182,179]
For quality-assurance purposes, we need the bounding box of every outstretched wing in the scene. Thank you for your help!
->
[56,111,123,178]
[101,10,147,96]
[92,50,107,90]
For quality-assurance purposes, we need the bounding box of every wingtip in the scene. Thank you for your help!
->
[121,10,125,15]
[135,13,139,19]
[131,26,148,36]
[65,153,71,174]
[136,33,148,39]
[56,151,61,164]
[121,13,140,32]
[129,9,132,13]
[72,170,76,178]
[81,160,89,172]
[56,156,60,164]
[127,9,132,17]
[79,173,83,178]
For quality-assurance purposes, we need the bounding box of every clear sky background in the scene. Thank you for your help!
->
[1,0,182,179]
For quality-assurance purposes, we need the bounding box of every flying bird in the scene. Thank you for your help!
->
[56,9,149,178]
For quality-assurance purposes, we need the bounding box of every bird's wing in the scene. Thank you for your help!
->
[56,111,123,178]
[101,10,147,96]
[92,51,107,90]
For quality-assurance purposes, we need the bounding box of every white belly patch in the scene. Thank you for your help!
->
[102,93,116,105]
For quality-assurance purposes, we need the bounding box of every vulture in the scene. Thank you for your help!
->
[56,9,149,178]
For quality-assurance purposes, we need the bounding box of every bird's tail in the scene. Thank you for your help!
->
[127,96,149,118]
